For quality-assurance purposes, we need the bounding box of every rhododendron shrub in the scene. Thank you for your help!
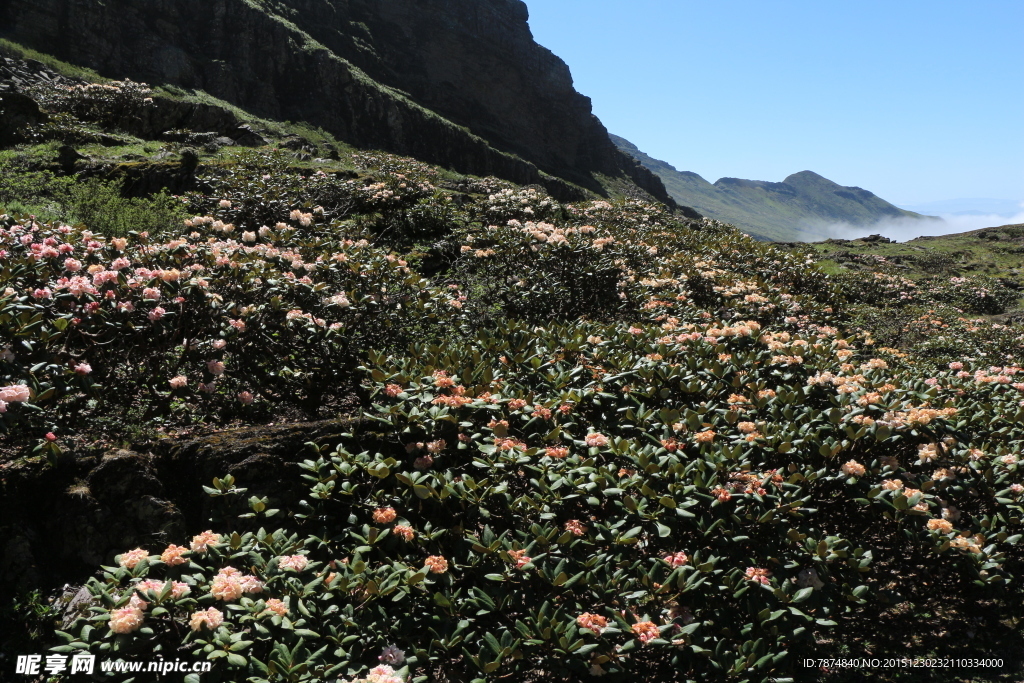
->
[0,207,458,435]
[61,316,1023,680]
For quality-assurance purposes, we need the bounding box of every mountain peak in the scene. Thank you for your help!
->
[612,137,930,241]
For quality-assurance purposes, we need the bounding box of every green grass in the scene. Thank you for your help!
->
[0,38,109,83]
[801,225,1024,282]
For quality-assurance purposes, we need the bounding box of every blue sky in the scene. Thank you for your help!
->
[525,0,1023,206]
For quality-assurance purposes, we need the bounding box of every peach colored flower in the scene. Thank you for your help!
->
[189,607,224,631]
[711,487,731,502]
[577,612,608,635]
[237,390,254,405]
[393,524,415,541]
[545,446,569,459]
[695,430,715,443]
[373,507,397,524]
[632,621,660,644]
[190,530,221,553]
[509,549,531,568]
[210,574,243,602]
[119,548,150,569]
[169,581,191,599]
[240,575,265,594]
[160,544,188,566]
[169,375,188,389]
[207,360,225,376]
[279,555,309,572]
[585,433,609,447]
[109,606,144,634]
[841,460,866,477]
[564,520,586,536]
[264,599,288,617]
[425,555,448,574]
[384,383,403,397]
[927,518,954,534]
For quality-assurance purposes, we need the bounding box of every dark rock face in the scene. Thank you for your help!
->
[0,90,46,145]
[0,0,674,204]
[0,418,388,594]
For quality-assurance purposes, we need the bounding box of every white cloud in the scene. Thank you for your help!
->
[806,209,1024,243]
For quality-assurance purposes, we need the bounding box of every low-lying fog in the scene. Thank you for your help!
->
[806,205,1024,243]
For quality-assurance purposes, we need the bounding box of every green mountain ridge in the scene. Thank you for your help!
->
[612,134,936,241]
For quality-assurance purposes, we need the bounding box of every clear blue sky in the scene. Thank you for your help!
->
[525,0,1024,205]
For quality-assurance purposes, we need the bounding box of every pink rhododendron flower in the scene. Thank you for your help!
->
[664,551,689,567]
[169,375,188,389]
[237,391,254,405]
[577,612,607,635]
[278,555,308,572]
[744,567,772,585]
[148,307,165,321]
[632,621,660,644]
[564,520,586,536]
[74,363,92,375]
[379,644,406,665]
[585,433,608,447]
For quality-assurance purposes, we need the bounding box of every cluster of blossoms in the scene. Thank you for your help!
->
[424,555,448,574]
[211,567,264,601]
[577,613,608,635]
[744,567,772,585]
[631,621,660,644]
[340,664,406,683]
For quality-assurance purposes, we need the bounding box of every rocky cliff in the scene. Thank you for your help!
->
[0,0,673,204]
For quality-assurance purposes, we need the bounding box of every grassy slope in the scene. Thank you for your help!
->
[611,134,935,242]
[803,223,1024,283]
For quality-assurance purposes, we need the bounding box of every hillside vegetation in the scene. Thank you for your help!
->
[1,53,1023,683]
[611,135,935,242]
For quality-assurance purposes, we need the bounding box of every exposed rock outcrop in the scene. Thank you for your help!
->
[0,0,675,204]
[0,418,391,594]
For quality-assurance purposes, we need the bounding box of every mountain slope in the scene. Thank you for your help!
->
[612,135,934,241]
[0,0,672,203]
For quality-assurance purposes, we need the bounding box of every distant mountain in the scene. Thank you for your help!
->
[612,135,935,241]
